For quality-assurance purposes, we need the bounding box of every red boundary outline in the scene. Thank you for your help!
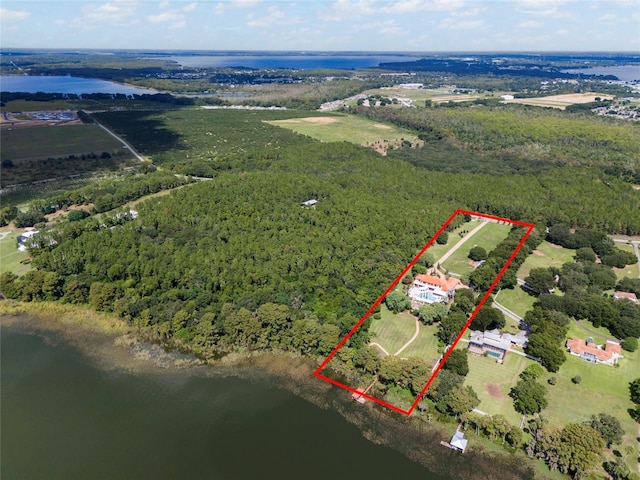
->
[313,209,535,416]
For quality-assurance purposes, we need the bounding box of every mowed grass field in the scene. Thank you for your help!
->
[420,219,477,261]
[494,287,536,319]
[441,222,512,275]
[0,230,30,276]
[266,114,421,148]
[462,349,533,425]
[1,124,127,161]
[541,349,639,471]
[612,242,639,280]
[369,305,416,355]
[399,323,441,363]
[517,241,576,279]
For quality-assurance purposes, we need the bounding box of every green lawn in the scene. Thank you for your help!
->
[399,323,441,363]
[567,319,615,344]
[494,287,536,319]
[0,230,30,276]
[517,241,576,279]
[267,114,421,148]
[612,243,639,280]
[542,349,639,471]
[463,351,534,425]
[369,305,417,355]
[441,222,512,276]
[422,219,477,262]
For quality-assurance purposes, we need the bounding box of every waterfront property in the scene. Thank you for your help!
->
[566,337,623,366]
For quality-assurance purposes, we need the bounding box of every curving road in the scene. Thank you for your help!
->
[612,238,640,279]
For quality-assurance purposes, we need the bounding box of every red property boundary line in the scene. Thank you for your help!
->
[313,209,535,416]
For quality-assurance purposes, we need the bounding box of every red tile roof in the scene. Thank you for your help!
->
[614,291,638,303]
[415,274,458,291]
[566,338,622,363]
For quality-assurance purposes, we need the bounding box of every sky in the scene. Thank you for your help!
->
[1,0,639,52]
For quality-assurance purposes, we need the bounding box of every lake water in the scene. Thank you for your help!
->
[561,64,640,82]
[167,54,418,69]
[0,75,158,95]
[1,324,444,480]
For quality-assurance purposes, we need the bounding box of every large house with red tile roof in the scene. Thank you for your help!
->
[408,272,458,308]
[566,338,623,366]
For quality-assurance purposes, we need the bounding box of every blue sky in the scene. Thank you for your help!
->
[1,0,639,51]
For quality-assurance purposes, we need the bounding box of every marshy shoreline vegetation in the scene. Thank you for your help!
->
[2,51,640,479]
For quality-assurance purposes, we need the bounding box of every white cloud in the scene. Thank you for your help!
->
[517,20,543,28]
[516,0,569,17]
[159,0,170,8]
[555,28,568,35]
[439,17,484,30]
[148,10,187,28]
[598,13,617,22]
[68,1,141,29]
[355,19,403,35]
[0,7,31,21]
[247,5,301,27]
[214,0,262,15]
[183,2,198,12]
[322,0,463,20]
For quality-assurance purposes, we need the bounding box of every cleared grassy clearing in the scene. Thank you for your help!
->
[399,323,440,362]
[463,351,532,425]
[0,230,31,276]
[501,92,614,110]
[441,222,511,275]
[369,305,416,355]
[517,241,575,279]
[494,287,536,319]
[613,243,639,280]
[267,114,421,149]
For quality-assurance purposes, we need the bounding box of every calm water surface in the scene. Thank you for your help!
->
[1,325,445,480]
[0,75,157,95]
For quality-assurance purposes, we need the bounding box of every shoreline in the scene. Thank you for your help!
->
[1,300,549,480]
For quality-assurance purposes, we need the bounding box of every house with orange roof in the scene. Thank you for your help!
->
[408,272,458,308]
[566,337,623,366]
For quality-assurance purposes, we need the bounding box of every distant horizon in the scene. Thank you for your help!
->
[2,48,640,55]
[2,1,639,52]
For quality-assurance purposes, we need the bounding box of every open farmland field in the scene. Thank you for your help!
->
[501,92,614,109]
[517,241,575,279]
[0,124,136,187]
[267,114,421,153]
[1,124,127,161]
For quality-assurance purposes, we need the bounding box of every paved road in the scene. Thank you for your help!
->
[435,220,487,267]
[394,318,420,356]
